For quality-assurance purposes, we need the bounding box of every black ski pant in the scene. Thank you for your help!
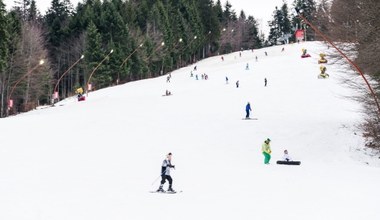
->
[160,175,173,186]
[246,110,250,118]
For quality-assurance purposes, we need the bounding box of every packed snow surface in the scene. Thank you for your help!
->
[1,42,380,220]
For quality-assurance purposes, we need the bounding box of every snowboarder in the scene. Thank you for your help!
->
[282,150,292,162]
[157,153,176,192]
[262,138,272,164]
[236,80,239,88]
[264,78,267,87]
[245,102,252,119]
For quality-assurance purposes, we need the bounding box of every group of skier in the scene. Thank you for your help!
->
[155,47,303,192]
[155,140,294,192]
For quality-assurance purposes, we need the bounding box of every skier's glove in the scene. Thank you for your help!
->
[170,165,175,169]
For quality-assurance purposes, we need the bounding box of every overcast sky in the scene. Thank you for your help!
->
[4,0,291,35]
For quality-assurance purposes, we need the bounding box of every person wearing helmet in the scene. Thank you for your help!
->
[157,153,176,192]
[262,138,272,164]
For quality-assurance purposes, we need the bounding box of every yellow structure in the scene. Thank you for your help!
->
[75,87,84,95]
[318,53,328,64]
[318,65,329,79]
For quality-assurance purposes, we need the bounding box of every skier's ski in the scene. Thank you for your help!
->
[242,118,258,120]
[149,190,182,194]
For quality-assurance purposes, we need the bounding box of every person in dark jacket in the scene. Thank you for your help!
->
[245,102,252,119]
[157,153,176,192]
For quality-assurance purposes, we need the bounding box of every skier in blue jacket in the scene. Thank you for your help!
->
[157,153,176,192]
[245,102,252,119]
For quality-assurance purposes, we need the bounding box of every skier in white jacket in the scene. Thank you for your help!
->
[282,150,292,162]
[157,153,176,192]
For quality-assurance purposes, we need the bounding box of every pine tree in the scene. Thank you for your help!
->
[197,0,220,56]
[268,6,282,45]
[45,0,72,62]
[0,0,8,73]
[0,0,10,117]
[280,2,291,35]
[214,0,223,23]
[223,1,237,23]
[85,21,105,87]
[292,0,316,40]
[244,16,262,49]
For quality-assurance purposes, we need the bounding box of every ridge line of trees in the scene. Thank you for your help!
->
[0,0,263,117]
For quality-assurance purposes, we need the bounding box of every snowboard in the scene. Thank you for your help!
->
[276,160,301,165]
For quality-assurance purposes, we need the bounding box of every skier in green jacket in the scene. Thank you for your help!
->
[262,138,272,164]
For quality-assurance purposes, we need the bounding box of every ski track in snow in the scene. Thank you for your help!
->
[1,42,380,220]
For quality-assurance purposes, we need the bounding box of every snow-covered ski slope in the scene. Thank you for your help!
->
[1,42,380,220]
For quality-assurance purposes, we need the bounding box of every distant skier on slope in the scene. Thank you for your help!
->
[164,90,172,96]
[245,102,252,119]
[157,153,176,192]
[262,138,272,164]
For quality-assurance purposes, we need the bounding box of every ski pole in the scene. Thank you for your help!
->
[151,173,164,186]
[151,167,175,185]
[151,168,168,186]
